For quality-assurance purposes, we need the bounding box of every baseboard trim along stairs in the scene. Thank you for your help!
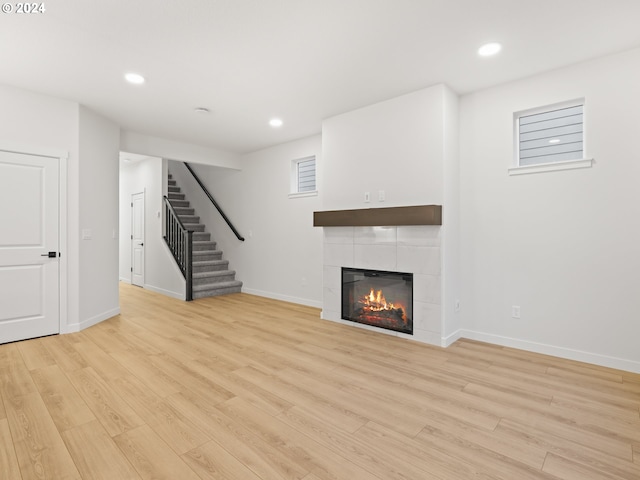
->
[168,173,242,299]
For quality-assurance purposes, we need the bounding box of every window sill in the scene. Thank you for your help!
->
[288,191,318,199]
[508,158,594,176]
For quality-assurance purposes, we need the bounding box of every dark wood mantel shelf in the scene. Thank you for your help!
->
[313,205,442,227]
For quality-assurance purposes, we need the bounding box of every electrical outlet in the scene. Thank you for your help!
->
[364,191,370,203]
[378,190,385,202]
[512,305,521,319]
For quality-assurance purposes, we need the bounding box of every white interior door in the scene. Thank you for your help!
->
[0,150,60,344]
[131,192,145,287]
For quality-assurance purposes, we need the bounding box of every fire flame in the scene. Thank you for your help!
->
[360,288,403,313]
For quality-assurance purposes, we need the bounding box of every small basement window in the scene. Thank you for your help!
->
[289,156,317,198]
[511,100,593,175]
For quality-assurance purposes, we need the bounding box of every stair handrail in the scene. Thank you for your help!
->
[183,162,245,241]
[163,195,193,301]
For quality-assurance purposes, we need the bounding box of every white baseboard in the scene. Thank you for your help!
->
[65,307,121,333]
[441,329,462,347]
[242,288,322,309]
[460,329,640,374]
[144,284,185,300]
[119,277,132,284]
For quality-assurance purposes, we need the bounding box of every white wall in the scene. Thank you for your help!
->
[77,106,121,329]
[121,130,241,170]
[322,86,445,209]
[441,85,461,342]
[459,47,640,372]
[169,134,323,307]
[119,157,185,299]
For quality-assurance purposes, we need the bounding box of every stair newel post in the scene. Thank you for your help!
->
[174,216,178,258]
[166,199,172,254]
[171,216,175,257]
[176,221,180,264]
[177,224,182,268]
[178,221,182,265]
[185,230,193,301]
[168,202,173,253]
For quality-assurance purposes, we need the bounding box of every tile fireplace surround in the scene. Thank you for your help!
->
[320,223,442,346]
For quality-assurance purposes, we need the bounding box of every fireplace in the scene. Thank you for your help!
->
[341,267,413,335]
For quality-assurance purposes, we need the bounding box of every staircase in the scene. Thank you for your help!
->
[167,174,242,299]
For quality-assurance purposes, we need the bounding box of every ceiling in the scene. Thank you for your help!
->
[2,0,640,154]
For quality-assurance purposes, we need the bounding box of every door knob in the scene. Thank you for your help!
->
[41,251,57,258]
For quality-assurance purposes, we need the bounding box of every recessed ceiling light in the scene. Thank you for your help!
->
[478,42,502,57]
[549,138,561,144]
[194,107,210,114]
[124,72,145,85]
[269,118,283,128]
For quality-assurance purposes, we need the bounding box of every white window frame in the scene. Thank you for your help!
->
[509,99,594,176]
[289,155,317,198]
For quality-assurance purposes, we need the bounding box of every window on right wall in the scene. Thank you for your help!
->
[512,99,593,175]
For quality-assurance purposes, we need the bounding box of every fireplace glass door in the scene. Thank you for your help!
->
[341,267,413,335]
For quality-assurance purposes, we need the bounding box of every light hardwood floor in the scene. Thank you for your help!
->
[1,283,639,480]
